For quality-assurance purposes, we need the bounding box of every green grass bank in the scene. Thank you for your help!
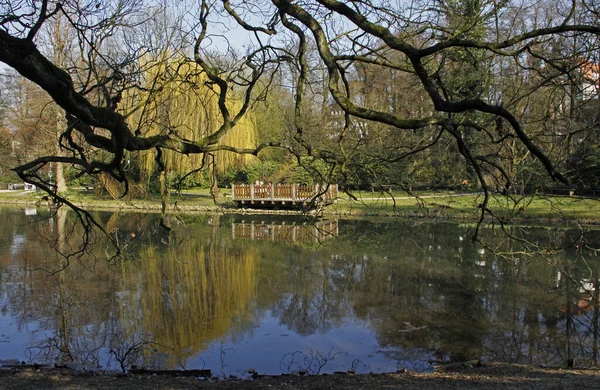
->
[0,188,599,225]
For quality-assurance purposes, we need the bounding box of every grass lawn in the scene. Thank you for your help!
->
[1,188,599,223]
[331,190,600,223]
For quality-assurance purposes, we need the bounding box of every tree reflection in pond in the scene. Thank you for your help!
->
[0,207,599,374]
[117,236,260,367]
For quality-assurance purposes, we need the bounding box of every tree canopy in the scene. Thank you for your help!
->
[0,0,599,239]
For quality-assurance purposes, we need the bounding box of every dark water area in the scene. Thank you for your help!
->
[1,206,600,376]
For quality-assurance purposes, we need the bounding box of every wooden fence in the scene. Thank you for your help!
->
[231,183,338,208]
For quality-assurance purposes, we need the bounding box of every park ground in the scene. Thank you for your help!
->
[0,187,599,225]
[1,362,600,389]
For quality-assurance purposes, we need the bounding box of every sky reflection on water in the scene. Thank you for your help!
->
[0,207,599,375]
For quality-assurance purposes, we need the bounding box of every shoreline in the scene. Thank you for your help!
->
[1,362,599,389]
[1,194,599,228]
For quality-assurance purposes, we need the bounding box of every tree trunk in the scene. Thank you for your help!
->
[54,108,67,193]
[54,160,67,193]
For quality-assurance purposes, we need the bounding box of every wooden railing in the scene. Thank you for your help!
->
[231,183,338,204]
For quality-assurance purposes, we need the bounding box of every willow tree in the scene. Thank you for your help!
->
[0,0,284,240]
[122,59,258,190]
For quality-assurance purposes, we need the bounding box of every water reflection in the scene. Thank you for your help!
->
[232,218,338,243]
[0,207,599,375]
[118,236,260,368]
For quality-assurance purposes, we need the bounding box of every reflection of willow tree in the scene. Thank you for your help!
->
[3,209,600,370]
[118,235,260,367]
[1,209,263,369]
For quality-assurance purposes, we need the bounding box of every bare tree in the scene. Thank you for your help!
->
[0,0,598,245]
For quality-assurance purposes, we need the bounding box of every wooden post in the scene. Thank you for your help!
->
[270,183,274,200]
[231,184,235,201]
[292,184,296,201]
[250,184,255,201]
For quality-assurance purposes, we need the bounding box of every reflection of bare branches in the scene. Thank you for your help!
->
[219,343,233,378]
[20,207,103,276]
[14,160,119,262]
[27,337,74,366]
[280,347,345,375]
[108,331,162,373]
[26,335,103,371]
[350,358,368,373]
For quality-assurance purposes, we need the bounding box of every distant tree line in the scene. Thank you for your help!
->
[0,0,597,207]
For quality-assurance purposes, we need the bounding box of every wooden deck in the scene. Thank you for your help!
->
[231,183,338,208]
[232,219,338,243]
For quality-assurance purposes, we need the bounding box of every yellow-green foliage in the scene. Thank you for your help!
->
[124,58,257,179]
[118,239,259,367]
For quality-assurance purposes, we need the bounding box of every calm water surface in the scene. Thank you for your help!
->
[0,207,599,375]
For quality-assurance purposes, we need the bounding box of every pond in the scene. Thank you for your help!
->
[0,206,599,376]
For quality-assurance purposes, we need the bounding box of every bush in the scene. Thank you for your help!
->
[567,142,600,191]
[167,171,211,189]
[218,160,282,186]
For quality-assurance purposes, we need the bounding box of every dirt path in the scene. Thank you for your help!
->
[1,363,598,389]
